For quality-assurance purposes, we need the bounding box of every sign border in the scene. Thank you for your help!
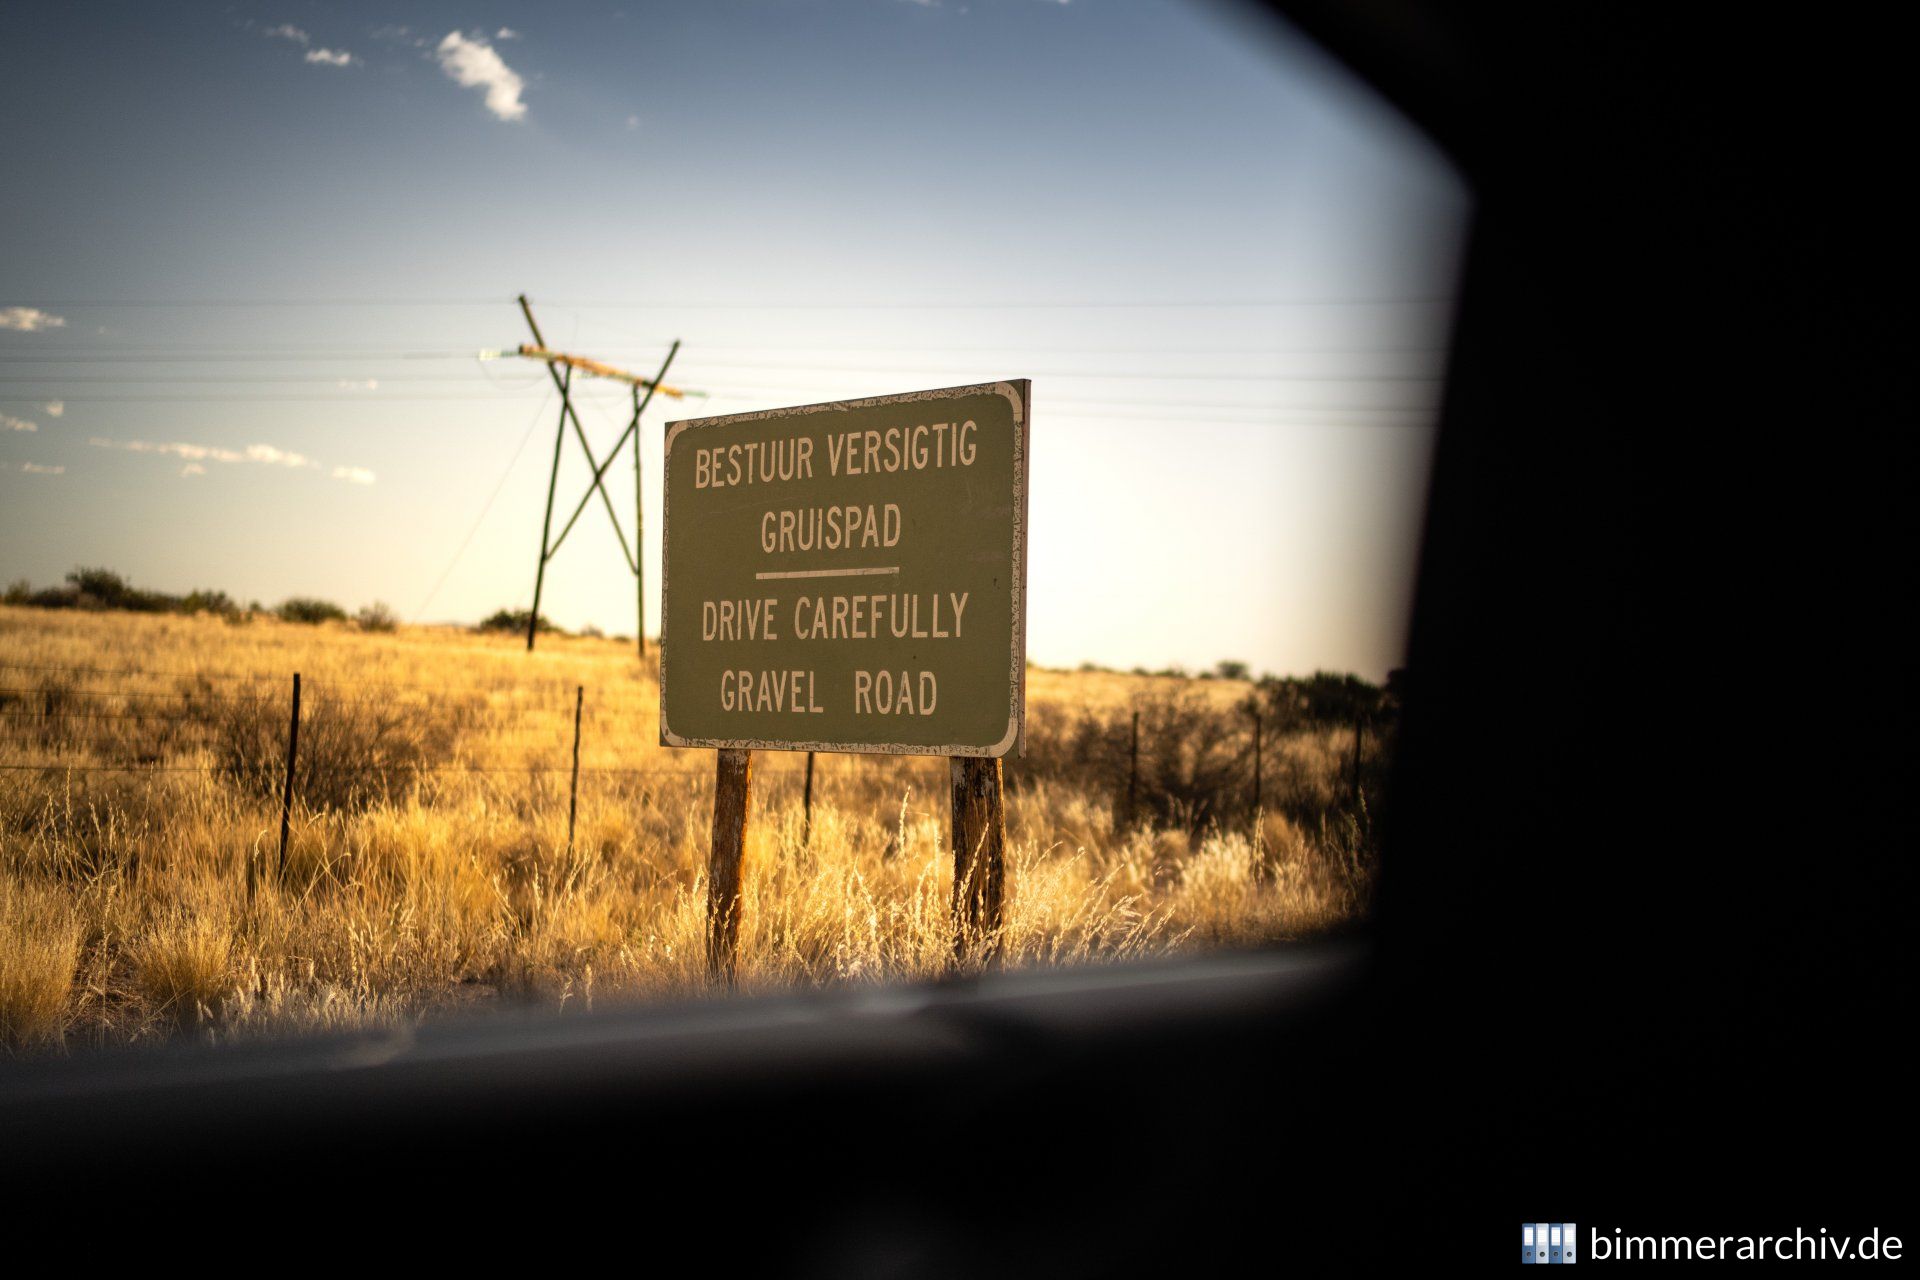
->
[659,379,1028,758]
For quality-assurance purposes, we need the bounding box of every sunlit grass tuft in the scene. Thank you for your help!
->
[134,907,234,1028]
[0,877,80,1051]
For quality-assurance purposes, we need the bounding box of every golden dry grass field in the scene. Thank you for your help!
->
[0,604,1377,1054]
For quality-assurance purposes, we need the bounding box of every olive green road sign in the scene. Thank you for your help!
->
[661,380,1029,757]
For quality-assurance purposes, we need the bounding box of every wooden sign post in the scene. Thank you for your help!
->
[950,756,1006,960]
[661,382,1030,978]
[707,748,753,979]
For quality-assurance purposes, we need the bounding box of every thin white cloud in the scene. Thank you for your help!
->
[3,414,36,433]
[625,115,641,131]
[496,27,520,40]
[96,438,243,463]
[90,436,377,484]
[305,48,353,67]
[89,437,350,477]
[0,307,67,332]
[337,379,379,390]
[264,23,309,45]
[436,32,527,122]
[244,443,316,468]
[21,463,64,475]
[44,400,63,418]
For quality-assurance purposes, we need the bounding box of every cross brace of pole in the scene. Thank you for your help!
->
[514,293,690,658]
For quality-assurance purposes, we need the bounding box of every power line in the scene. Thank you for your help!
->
[0,368,1441,386]
[0,661,648,693]
[1,392,539,403]
[0,341,1449,362]
[684,382,1441,414]
[5,296,1451,310]
[2,298,509,309]
[11,386,1439,414]
[0,351,483,364]
[0,373,544,384]
[413,386,556,621]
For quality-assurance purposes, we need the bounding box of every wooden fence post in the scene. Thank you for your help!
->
[1250,706,1263,822]
[1351,713,1365,806]
[950,756,1006,962]
[1126,709,1139,829]
[707,748,753,981]
[801,750,816,847]
[277,671,300,880]
[566,685,583,854]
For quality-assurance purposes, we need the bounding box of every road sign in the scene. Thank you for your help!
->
[661,380,1028,757]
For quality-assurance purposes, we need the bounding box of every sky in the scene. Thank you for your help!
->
[0,1,1468,681]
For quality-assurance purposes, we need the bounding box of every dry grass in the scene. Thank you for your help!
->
[0,876,80,1050]
[0,605,1376,1055]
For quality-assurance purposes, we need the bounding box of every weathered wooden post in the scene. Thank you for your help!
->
[707,748,753,980]
[1351,712,1365,806]
[801,750,816,847]
[566,685,584,854]
[951,757,1007,961]
[1250,705,1263,822]
[1126,708,1140,829]
[277,671,300,879]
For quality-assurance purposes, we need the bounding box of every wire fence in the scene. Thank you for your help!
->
[0,659,946,783]
[0,656,1390,869]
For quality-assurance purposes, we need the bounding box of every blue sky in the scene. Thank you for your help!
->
[0,1,1467,680]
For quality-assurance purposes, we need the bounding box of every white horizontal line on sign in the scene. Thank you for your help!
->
[753,566,902,580]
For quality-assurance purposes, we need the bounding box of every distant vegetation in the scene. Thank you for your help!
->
[5,567,244,619]
[477,607,562,636]
[355,602,399,633]
[2,567,541,636]
[274,597,347,626]
[1013,669,1399,836]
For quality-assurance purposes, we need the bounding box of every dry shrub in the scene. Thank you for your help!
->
[212,687,478,812]
[1014,686,1258,832]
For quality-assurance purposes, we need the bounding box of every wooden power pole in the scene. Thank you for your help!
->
[510,294,690,657]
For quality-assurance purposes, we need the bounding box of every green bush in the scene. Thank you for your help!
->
[355,602,399,633]
[276,597,347,625]
[477,608,560,635]
[4,568,245,618]
[181,589,241,619]
[1249,671,1391,732]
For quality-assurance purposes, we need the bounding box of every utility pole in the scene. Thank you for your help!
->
[507,295,692,656]
[529,366,570,651]
[645,378,652,660]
